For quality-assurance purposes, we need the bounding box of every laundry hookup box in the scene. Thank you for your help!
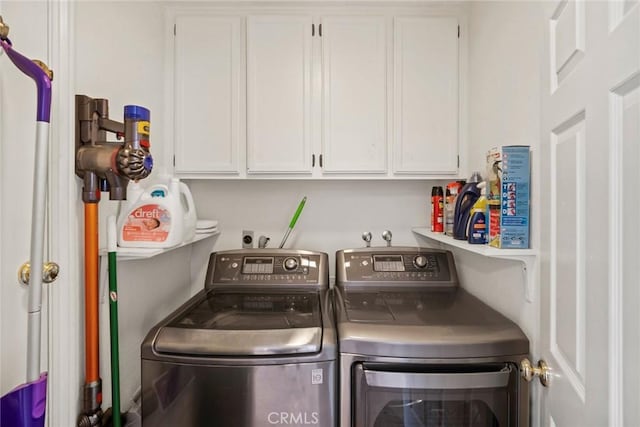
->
[486,145,531,249]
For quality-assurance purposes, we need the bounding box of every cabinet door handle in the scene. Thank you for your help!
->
[312,154,315,167]
[319,154,323,167]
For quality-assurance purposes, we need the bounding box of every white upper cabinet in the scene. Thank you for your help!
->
[173,15,243,175]
[393,16,459,175]
[246,15,313,174]
[320,16,388,174]
[170,8,464,179]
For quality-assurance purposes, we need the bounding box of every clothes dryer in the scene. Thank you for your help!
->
[334,247,530,427]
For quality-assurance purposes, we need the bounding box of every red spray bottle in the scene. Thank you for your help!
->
[431,186,444,233]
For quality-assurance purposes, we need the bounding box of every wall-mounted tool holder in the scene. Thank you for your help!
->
[75,95,153,202]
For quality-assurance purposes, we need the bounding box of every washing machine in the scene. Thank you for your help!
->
[334,247,530,427]
[141,249,336,427]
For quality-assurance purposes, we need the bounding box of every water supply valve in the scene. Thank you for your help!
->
[75,95,153,202]
[382,230,393,247]
[362,232,372,247]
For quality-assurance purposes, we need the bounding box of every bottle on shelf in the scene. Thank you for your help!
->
[444,180,465,236]
[431,186,444,233]
[453,172,482,240]
[468,182,488,244]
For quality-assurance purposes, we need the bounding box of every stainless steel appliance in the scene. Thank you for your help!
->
[335,247,530,427]
[141,249,336,427]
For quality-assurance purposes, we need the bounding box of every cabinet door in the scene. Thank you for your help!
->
[321,16,388,174]
[246,15,313,174]
[393,17,459,174]
[174,15,243,174]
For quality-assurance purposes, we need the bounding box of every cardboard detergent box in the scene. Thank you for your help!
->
[486,145,530,249]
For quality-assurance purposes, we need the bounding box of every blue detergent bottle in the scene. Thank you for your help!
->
[453,172,482,240]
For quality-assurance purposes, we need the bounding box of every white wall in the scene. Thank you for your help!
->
[0,0,50,396]
[75,1,168,171]
[465,2,544,425]
[465,0,544,348]
[187,179,438,289]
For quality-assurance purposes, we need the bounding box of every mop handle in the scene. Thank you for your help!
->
[279,196,307,249]
[25,124,49,383]
[107,217,122,427]
[2,31,53,383]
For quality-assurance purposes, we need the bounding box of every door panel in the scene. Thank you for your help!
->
[552,0,585,86]
[174,15,243,174]
[246,15,313,174]
[550,114,586,398]
[321,16,387,174]
[541,1,639,426]
[393,16,459,175]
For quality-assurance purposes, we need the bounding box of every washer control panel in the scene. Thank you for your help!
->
[208,251,323,285]
[339,249,454,284]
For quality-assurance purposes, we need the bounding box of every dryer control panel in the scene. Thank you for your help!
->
[336,247,458,287]
[205,250,327,288]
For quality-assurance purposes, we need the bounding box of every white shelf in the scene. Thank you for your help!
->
[412,227,536,258]
[412,227,537,302]
[101,230,220,261]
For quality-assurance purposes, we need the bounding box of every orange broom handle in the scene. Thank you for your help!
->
[84,202,100,383]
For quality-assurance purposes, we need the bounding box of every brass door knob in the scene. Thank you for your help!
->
[520,358,551,387]
[18,262,60,285]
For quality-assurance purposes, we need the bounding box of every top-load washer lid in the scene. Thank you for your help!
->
[154,290,323,356]
[334,247,529,359]
[336,287,529,358]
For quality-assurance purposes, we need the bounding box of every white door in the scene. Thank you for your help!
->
[540,1,639,426]
[173,15,244,175]
[393,16,459,175]
[246,15,313,174]
[320,16,387,174]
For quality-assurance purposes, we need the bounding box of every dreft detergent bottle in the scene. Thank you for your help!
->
[117,178,185,248]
